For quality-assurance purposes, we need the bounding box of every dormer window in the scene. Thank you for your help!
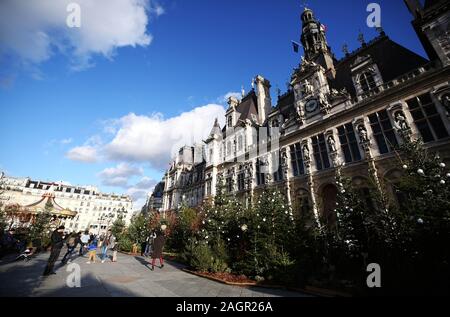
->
[351,55,383,97]
[359,71,377,93]
[227,116,233,128]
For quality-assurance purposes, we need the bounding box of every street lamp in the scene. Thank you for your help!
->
[97,212,114,235]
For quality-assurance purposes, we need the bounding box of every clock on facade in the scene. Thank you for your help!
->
[305,98,319,113]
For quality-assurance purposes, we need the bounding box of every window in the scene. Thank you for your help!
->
[226,177,233,193]
[290,143,305,177]
[226,141,232,156]
[237,135,244,152]
[272,151,283,182]
[206,180,212,196]
[406,93,448,143]
[238,172,245,191]
[256,160,266,186]
[312,134,331,171]
[228,116,233,128]
[368,110,398,154]
[337,123,361,163]
[359,72,377,93]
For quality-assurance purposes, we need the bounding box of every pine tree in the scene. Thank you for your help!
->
[244,187,295,280]
[393,138,450,292]
[29,211,53,244]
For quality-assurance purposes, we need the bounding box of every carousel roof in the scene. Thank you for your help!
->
[8,192,77,218]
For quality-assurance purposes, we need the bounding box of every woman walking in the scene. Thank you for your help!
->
[150,225,167,271]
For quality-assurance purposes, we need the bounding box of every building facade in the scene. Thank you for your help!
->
[0,174,134,234]
[141,181,165,215]
[162,1,450,220]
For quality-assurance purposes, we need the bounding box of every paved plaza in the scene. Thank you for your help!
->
[0,250,309,297]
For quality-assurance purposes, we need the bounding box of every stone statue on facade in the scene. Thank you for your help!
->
[296,101,305,122]
[303,144,310,161]
[319,91,331,114]
[327,135,337,153]
[304,80,314,96]
[394,111,409,131]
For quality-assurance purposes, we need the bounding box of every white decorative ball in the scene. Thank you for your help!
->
[417,169,425,175]
[402,165,408,170]
[417,218,424,224]
[440,163,446,168]
[440,180,446,185]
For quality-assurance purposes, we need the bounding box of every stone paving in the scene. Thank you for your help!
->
[0,250,309,297]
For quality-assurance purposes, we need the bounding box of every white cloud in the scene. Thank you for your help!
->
[134,176,157,190]
[60,138,73,145]
[97,163,143,188]
[65,135,102,163]
[218,92,242,104]
[103,104,225,169]
[0,0,160,72]
[66,145,98,163]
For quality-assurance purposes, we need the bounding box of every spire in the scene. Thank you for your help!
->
[300,7,330,61]
[208,118,221,140]
[299,6,335,78]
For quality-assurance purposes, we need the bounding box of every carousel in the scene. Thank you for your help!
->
[4,191,77,229]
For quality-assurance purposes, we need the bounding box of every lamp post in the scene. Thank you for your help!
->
[97,212,114,236]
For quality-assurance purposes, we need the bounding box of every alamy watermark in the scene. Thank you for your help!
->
[366,263,381,288]
[66,263,81,288]
[367,3,382,28]
[66,2,81,28]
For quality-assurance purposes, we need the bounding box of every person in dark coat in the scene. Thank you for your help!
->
[43,226,66,276]
[150,226,167,271]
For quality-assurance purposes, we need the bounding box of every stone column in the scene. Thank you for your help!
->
[302,139,320,225]
[355,118,382,190]
[281,146,292,206]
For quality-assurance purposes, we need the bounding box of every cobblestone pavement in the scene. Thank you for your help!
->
[0,250,310,297]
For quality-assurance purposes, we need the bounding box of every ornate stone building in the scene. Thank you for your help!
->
[162,1,450,222]
[0,173,134,233]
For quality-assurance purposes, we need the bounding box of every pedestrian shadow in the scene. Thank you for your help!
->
[133,256,152,270]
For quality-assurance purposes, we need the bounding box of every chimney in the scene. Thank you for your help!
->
[255,75,272,124]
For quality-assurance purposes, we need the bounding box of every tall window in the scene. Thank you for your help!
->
[256,160,266,186]
[312,134,331,171]
[406,93,449,143]
[369,110,398,154]
[272,151,283,182]
[206,180,212,197]
[237,135,244,152]
[226,177,233,193]
[359,72,377,93]
[290,143,305,177]
[337,123,361,163]
[227,116,233,128]
[238,172,245,191]
[226,141,232,156]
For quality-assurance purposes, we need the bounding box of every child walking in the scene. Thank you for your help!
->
[86,237,98,264]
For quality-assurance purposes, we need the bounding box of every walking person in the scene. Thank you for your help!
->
[86,236,98,264]
[150,225,167,271]
[79,230,90,256]
[144,231,156,257]
[61,232,77,264]
[109,233,118,263]
[101,230,113,263]
[43,226,66,276]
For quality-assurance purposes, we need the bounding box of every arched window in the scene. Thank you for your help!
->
[359,71,377,93]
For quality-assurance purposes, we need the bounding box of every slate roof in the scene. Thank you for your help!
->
[329,34,428,97]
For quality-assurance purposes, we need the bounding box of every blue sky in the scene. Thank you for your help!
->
[0,0,427,208]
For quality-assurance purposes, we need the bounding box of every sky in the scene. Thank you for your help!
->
[0,0,427,209]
